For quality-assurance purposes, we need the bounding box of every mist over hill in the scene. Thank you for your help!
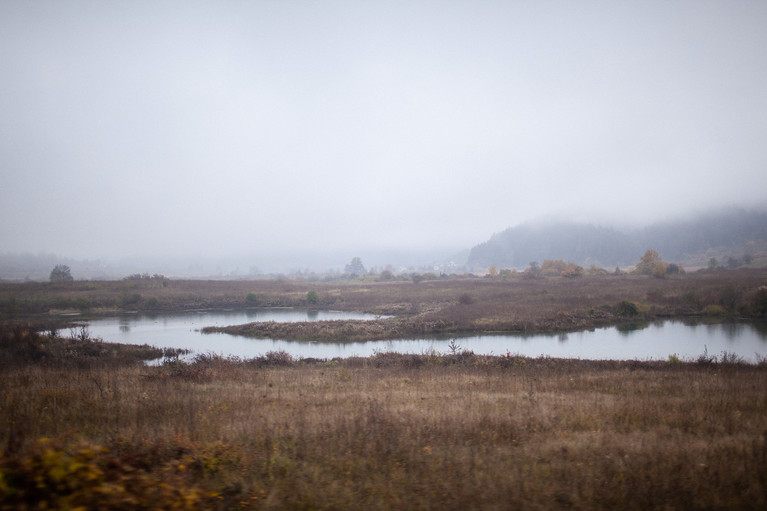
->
[3,209,766,281]
[467,209,767,270]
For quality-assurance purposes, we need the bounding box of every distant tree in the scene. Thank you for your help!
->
[344,257,366,276]
[49,264,73,282]
[525,261,541,277]
[651,262,669,279]
[542,259,583,277]
[634,250,662,275]
[541,259,567,276]
[561,265,584,278]
[487,265,498,278]
[306,290,319,304]
[708,257,720,270]
[666,263,684,275]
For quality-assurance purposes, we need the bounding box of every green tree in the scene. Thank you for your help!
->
[306,291,319,304]
[49,264,73,282]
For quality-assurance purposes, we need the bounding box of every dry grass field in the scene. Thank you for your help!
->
[1,326,767,510]
[2,270,767,509]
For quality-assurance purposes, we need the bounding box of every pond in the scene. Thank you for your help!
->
[82,309,767,363]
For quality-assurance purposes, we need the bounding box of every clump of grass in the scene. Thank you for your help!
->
[457,293,473,305]
[0,325,168,369]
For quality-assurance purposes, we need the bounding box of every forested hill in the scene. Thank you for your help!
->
[466,209,767,269]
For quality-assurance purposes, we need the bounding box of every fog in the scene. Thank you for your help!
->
[2,1,766,273]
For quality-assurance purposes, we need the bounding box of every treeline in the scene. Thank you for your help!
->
[468,208,767,269]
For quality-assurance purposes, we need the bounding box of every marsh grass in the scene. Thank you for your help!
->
[3,269,766,326]
[2,330,766,509]
[2,272,767,508]
[202,270,767,341]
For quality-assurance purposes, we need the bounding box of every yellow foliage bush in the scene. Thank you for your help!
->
[0,436,211,510]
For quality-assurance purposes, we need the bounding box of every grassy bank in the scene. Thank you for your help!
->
[3,269,767,341]
[206,269,767,341]
[1,327,766,509]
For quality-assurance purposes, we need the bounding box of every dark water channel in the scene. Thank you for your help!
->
[83,309,767,363]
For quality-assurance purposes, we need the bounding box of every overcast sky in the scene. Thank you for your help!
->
[2,1,766,269]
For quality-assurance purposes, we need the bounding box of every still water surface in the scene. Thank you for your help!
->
[84,309,767,363]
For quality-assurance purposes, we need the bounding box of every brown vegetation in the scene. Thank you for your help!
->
[206,269,767,341]
[1,326,766,509]
[3,269,767,343]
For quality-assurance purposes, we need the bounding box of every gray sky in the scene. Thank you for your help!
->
[2,1,766,269]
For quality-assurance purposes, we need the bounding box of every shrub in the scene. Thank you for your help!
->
[49,265,73,282]
[264,350,293,366]
[74,298,92,311]
[702,304,727,316]
[119,293,142,308]
[541,260,583,277]
[561,266,583,278]
[458,293,473,305]
[666,263,684,275]
[684,290,701,307]
[718,285,742,311]
[752,286,767,316]
[652,262,669,279]
[245,292,258,304]
[616,300,640,317]
[0,437,207,509]
[306,290,319,304]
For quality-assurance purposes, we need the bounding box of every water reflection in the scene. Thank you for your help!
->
[85,311,767,363]
[716,322,744,340]
[616,322,651,335]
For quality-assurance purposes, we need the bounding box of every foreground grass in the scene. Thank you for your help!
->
[2,329,766,509]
